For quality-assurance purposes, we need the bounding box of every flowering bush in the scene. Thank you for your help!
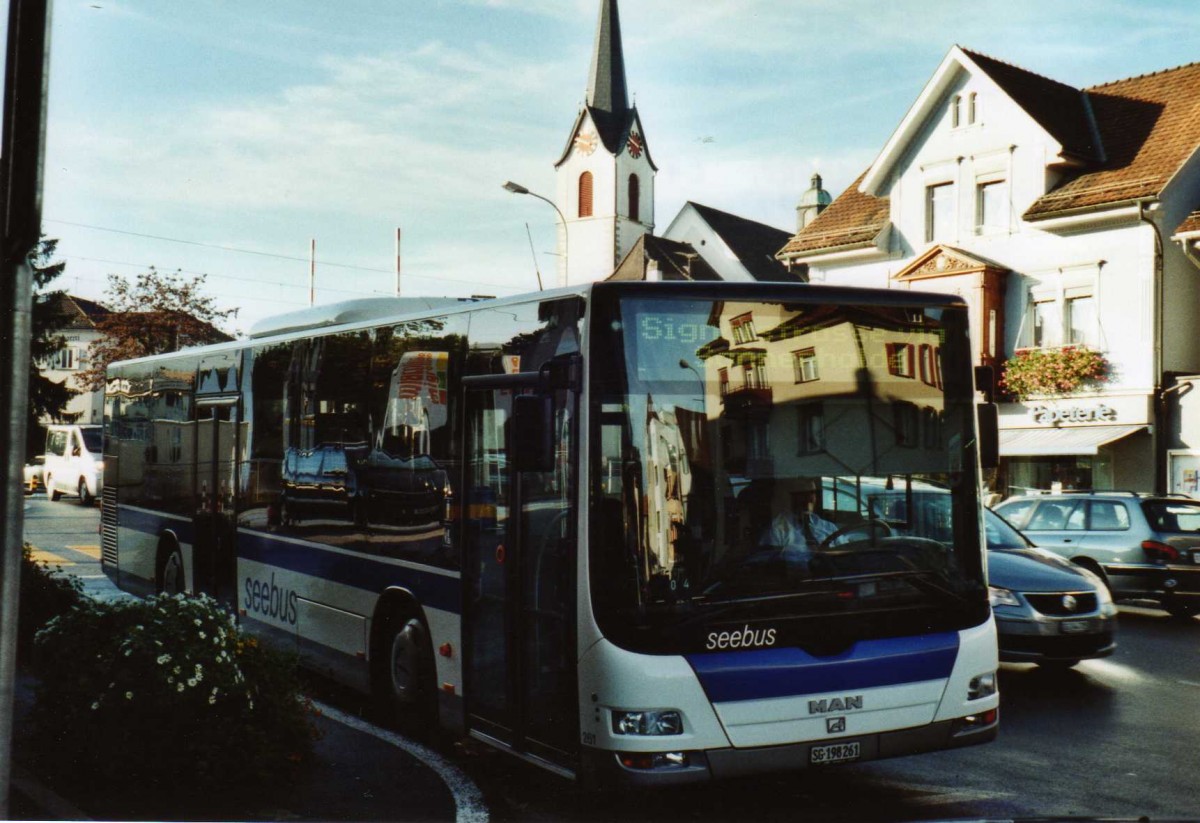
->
[30,593,316,816]
[999,347,1110,400]
[18,542,83,662]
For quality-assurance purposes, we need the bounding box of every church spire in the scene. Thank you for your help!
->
[586,0,629,117]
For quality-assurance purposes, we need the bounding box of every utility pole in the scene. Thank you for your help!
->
[395,226,401,297]
[309,238,316,305]
[0,0,53,816]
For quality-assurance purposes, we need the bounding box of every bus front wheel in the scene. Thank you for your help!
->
[374,609,435,738]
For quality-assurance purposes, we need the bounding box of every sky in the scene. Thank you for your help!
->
[37,0,1200,334]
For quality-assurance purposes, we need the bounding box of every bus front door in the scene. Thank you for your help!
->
[463,380,579,772]
[194,400,239,606]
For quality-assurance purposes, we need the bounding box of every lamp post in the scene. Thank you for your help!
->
[502,181,568,287]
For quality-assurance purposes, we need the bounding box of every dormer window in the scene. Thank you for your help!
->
[579,171,594,218]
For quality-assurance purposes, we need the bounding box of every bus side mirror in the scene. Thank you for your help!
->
[513,394,555,473]
[977,402,999,470]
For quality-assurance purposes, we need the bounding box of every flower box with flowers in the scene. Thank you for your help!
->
[999,346,1110,401]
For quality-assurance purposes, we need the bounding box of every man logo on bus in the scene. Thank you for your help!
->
[808,696,864,714]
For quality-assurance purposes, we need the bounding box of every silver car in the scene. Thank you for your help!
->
[994,492,1200,620]
[984,508,1117,669]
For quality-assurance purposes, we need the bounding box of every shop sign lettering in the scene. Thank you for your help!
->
[1030,404,1117,425]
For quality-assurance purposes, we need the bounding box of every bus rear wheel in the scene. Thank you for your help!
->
[374,610,435,738]
[158,545,185,595]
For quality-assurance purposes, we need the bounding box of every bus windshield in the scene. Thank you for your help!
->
[589,292,989,653]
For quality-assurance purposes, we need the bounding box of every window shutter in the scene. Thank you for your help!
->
[579,171,594,218]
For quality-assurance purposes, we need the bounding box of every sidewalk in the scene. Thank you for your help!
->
[8,669,463,821]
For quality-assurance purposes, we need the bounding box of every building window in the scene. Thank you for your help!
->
[918,344,941,388]
[793,348,819,383]
[742,361,767,390]
[628,174,640,223]
[968,92,978,124]
[1031,299,1059,348]
[578,171,594,218]
[718,367,729,397]
[922,408,943,449]
[50,347,80,371]
[797,403,824,454]
[976,179,1008,233]
[893,402,919,448]
[887,343,915,378]
[730,313,757,343]
[926,183,954,242]
[1065,292,1096,346]
[951,95,961,128]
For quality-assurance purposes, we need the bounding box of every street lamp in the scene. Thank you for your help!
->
[502,180,568,287]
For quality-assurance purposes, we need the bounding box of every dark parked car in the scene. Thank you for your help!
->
[994,491,1200,619]
[984,508,1117,668]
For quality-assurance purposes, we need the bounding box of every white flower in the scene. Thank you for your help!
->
[198,631,206,640]
[91,702,99,711]
[177,683,184,692]
[208,694,217,705]
[124,691,133,700]
[187,678,197,688]
[194,619,202,627]
[156,654,171,665]
[173,665,181,674]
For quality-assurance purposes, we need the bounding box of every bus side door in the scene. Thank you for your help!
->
[462,374,579,771]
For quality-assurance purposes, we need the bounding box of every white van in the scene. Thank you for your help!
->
[44,424,104,505]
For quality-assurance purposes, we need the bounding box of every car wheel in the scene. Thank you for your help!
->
[158,546,185,595]
[78,478,95,506]
[373,609,435,738]
[1036,659,1080,670]
[46,475,61,501]
[1164,601,1198,621]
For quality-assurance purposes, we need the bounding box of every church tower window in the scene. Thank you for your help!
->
[628,174,640,222]
[579,171,594,218]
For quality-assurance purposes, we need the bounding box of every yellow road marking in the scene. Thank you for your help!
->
[65,544,101,559]
[29,549,73,567]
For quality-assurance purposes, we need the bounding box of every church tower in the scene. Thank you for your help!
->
[554,0,656,285]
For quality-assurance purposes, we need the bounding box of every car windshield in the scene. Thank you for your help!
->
[588,291,989,653]
[1142,499,1200,533]
[80,428,103,453]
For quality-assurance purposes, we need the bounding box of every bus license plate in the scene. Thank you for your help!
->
[1060,620,1090,634]
[810,741,860,765]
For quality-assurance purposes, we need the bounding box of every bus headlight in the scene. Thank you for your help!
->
[988,586,1020,608]
[611,709,683,736]
[968,672,997,700]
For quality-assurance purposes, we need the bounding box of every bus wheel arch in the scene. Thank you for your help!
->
[156,533,186,595]
[370,590,437,736]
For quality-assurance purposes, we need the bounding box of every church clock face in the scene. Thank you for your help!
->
[626,131,643,158]
[574,131,598,156]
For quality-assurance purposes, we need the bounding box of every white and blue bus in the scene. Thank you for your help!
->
[101,281,999,786]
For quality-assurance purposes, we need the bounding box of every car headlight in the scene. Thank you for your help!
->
[611,709,683,736]
[989,586,1020,608]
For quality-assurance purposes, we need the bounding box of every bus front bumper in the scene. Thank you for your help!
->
[580,714,997,787]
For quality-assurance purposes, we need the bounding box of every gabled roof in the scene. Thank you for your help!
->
[684,202,797,282]
[893,244,1007,282]
[1025,61,1200,220]
[777,170,890,258]
[608,234,720,281]
[962,48,1103,164]
[1175,210,1200,238]
[41,293,111,330]
[782,52,1200,257]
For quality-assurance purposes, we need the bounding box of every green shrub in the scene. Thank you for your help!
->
[18,543,83,662]
[31,593,317,814]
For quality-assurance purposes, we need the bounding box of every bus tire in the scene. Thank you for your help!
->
[157,541,185,595]
[373,606,435,738]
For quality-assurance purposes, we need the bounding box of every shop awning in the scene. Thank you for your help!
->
[999,424,1148,457]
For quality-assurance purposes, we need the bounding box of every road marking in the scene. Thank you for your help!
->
[1079,658,1149,684]
[29,549,73,566]
[312,700,488,823]
[66,544,101,559]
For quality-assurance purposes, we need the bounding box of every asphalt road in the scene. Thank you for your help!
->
[21,494,1200,821]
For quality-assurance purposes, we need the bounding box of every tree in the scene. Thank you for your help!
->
[27,236,76,457]
[80,268,239,391]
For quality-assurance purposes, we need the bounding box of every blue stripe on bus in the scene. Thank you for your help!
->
[116,506,461,614]
[684,632,960,703]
